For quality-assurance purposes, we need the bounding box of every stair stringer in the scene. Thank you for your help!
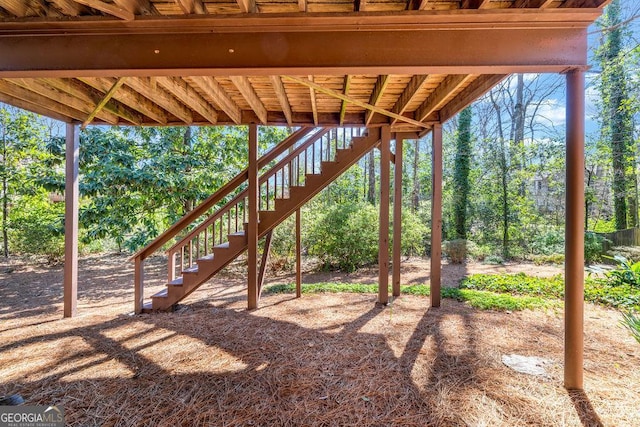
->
[148,128,381,311]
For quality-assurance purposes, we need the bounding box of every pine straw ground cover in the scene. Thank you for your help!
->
[0,255,639,426]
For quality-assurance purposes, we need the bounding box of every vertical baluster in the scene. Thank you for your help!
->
[204,226,208,255]
[219,218,223,243]
[235,204,239,232]
[227,210,231,239]
[180,246,184,272]
[168,251,175,282]
[312,143,315,174]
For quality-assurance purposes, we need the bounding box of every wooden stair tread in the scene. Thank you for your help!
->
[151,288,168,299]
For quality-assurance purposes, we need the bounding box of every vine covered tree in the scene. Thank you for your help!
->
[453,107,472,239]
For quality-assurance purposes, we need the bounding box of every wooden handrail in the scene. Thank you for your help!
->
[131,126,316,262]
[166,128,334,254]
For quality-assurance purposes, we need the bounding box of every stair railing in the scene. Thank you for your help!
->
[132,126,317,313]
[165,127,335,281]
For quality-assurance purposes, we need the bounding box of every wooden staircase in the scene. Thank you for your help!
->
[138,127,381,312]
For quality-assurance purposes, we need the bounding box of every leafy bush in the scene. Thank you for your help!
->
[9,194,65,261]
[399,210,429,256]
[532,253,565,265]
[585,231,608,264]
[264,282,551,311]
[529,228,564,255]
[601,255,640,288]
[483,254,505,265]
[621,312,640,343]
[307,202,379,272]
[461,273,640,311]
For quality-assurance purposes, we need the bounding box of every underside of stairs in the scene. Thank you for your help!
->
[142,128,381,312]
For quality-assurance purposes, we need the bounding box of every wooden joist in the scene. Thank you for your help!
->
[82,77,125,128]
[191,76,242,124]
[230,76,267,124]
[308,75,318,126]
[365,75,390,125]
[71,0,135,20]
[6,77,120,124]
[157,76,217,124]
[174,0,205,14]
[79,76,168,124]
[390,74,428,124]
[125,77,193,124]
[339,75,351,126]
[512,0,555,7]
[269,75,293,127]
[414,74,474,122]
[236,0,255,13]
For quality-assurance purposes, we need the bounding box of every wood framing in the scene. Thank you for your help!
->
[378,126,391,305]
[247,123,259,310]
[63,122,79,318]
[565,69,585,390]
[430,124,442,308]
[392,136,404,297]
[295,209,301,298]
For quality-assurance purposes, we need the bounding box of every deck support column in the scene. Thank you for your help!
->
[247,123,259,310]
[378,126,391,305]
[392,136,404,297]
[430,124,443,308]
[565,69,585,390]
[295,209,302,298]
[64,122,79,318]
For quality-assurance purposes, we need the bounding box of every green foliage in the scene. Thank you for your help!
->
[9,192,64,260]
[462,273,640,311]
[307,202,379,272]
[584,231,607,264]
[453,107,472,239]
[529,228,564,255]
[620,311,640,343]
[398,209,429,257]
[532,253,564,265]
[264,282,550,311]
[600,255,640,288]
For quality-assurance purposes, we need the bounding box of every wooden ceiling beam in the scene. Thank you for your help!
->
[365,75,390,125]
[0,22,590,77]
[229,76,267,125]
[415,74,474,122]
[115,0,160,15]
[285,76,429,129]
[390,75,428,124]
[190,76,242,124]
[297,0,306,12]
[174,0,205,14]
[157,76,217,124]
[339,75,351,126]
[236,0,256,13]
[70,0,135,20]
[0,79,93,122]
[512,0,554,8]
[42,78,142,125]
[6,77,120,124]
[269,75,293,127]
[79,76,168,124]
[0,0,51,17]
[125,77,192,124]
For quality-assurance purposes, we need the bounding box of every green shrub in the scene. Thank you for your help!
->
[399,210,429,256]
[9,193,65,261]
[532,253,565,265]
[621,311,640,343]
[461,273,640,311]
[483,254,505,265]
[529,228,564,255]
[585,231,607,264]
[307,202,379,272]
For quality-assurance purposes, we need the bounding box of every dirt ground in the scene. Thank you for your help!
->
[0,255,638,426]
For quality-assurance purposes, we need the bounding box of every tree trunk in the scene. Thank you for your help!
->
[183,127,194,214]
[453,107,472,239]
[490,91,509,258]
[2,127,7,258]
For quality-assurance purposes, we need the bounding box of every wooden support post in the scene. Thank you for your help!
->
[64,122,79,318]
[257,230,273,299]
[296,208,302,298]
[430,124,443,308]
[378,126,391,305]
[134,257,144,314]
[565,69,585,391]
[393,136,404,297]
[247,123,259,310]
